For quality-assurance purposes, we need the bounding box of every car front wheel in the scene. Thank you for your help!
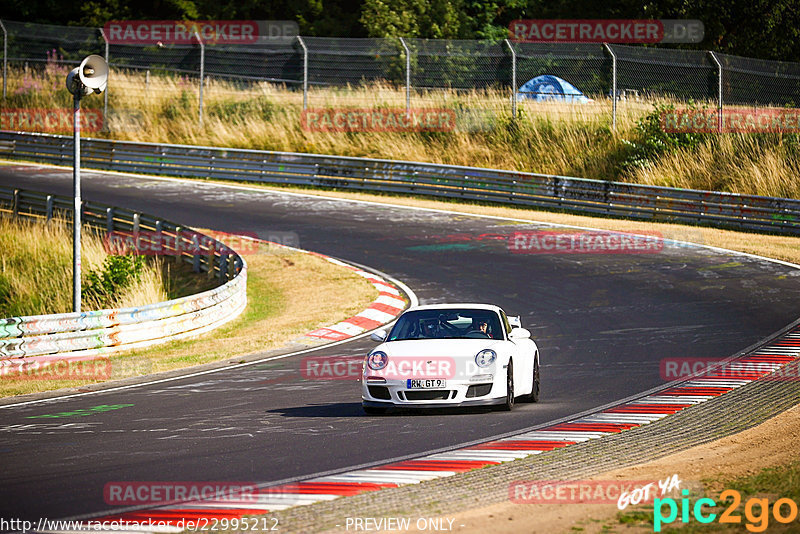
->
[499,360,514,411]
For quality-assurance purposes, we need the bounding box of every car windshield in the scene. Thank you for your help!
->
[387,309,503,341]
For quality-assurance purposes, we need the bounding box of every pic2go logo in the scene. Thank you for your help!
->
[654,489,799,532]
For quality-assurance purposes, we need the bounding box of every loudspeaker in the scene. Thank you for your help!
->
[66,55,108,96]
[78,55,108,94]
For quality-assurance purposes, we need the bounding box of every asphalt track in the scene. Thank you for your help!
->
[1,164,800,522]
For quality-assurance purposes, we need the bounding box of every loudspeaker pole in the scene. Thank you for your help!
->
[73,91,82,312]
[66,55,107,313]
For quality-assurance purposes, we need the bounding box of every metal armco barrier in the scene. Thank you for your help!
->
[0,185,247,362]
[1,131,800,234]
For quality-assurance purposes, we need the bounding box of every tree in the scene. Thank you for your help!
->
[4,0,800,61]
[360,0,466,39]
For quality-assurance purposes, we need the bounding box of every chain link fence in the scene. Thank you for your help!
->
[717,53,800,108]
[612,45,717,100]
[3,19,800,130]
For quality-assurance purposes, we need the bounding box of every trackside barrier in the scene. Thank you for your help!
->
[0,185,247,363]
[1,131,799,235]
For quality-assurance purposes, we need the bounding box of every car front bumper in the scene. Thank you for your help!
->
[361,378,503,409]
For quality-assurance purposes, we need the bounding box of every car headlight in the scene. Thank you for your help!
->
[367,351,389,370]
[475,349,496,368]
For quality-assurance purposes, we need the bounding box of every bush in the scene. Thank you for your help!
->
[82,255,145,309]
[162,90,194,120]
[621,102,708,172]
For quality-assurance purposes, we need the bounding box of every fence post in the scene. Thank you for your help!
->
[194,31,204,127]
[99,28,109,127]
[174,226,183,264]
[504,39,517,119]
[46,195,53,221]
[218,253,228,282]
[1,20,7,102]
[296,36,308,110]
[603,43,617,130]
[708,51,724,133]
[399,37,411,115]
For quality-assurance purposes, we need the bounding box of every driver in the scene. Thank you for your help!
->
[470,319,492,338]
[477,320,490,337]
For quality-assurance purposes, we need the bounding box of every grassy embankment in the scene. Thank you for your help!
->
[0,215,182,316]
[4,64,800,198]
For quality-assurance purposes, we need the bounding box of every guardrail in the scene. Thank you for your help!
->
[1,131,799,234]
[0,185,247,363]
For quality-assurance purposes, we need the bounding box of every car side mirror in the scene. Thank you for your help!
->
[509,327,531,340]
[370,329,387,342]
[509,316,522,328]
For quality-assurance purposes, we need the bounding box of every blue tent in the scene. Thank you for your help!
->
[516,75,592,103]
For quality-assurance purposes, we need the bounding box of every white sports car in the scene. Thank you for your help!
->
[362,304,539,413]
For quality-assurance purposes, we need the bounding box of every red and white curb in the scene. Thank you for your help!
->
[232,237,407,342]
[78,324,800,529]
[304,255,406,341]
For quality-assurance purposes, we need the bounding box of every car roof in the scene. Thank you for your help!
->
[405,303,503,313]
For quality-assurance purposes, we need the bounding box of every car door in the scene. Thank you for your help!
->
[501,310,534,395]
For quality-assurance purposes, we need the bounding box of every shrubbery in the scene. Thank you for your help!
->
[621,102,708,172]
[82,255,146,309]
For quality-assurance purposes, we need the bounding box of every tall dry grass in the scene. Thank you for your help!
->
[628,134,800,198]
[0,215,169,316]
[3,65,800,199]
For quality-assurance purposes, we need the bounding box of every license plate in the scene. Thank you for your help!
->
[406,379,446,389]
